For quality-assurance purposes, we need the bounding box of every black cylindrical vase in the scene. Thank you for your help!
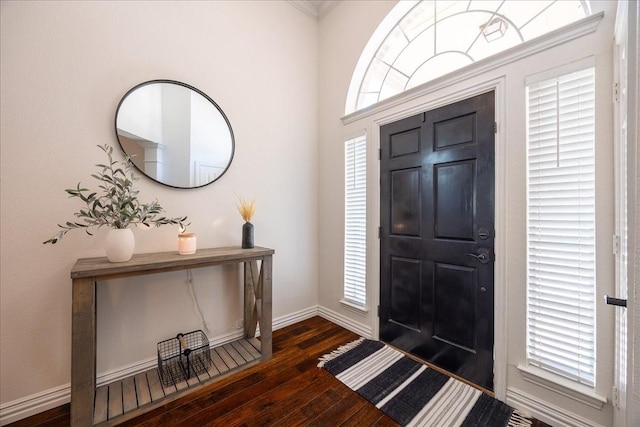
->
[242,222,254,249]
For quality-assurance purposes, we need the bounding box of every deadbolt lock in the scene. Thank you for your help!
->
[478,228,490,240]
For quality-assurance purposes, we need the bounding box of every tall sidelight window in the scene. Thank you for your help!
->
[344,134,367,307]
[526,58,596,387]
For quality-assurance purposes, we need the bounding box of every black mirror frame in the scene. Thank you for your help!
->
[114,79,235,189]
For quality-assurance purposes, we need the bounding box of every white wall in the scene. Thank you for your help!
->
[0,0,318,415]
[318,1,619,426]
[318,0,397,334]
[116,84,164,143]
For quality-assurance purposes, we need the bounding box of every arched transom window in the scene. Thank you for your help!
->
[346,0,592,114]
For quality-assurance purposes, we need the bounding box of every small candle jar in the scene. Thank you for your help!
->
[178,232,197,255]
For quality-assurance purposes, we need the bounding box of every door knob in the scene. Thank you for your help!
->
[465,249,490,264]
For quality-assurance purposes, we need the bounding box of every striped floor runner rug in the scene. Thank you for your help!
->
[318,338,532,427]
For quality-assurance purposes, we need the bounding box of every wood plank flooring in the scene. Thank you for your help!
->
[7,317,549,427]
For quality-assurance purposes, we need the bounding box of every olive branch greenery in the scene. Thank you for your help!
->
[43,144,189,244]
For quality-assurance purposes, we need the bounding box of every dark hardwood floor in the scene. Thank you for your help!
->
[9,317,394,427]
[8,317,549,426]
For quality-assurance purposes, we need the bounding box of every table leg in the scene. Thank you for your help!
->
[71,278,96,426]
[260,255,272,359]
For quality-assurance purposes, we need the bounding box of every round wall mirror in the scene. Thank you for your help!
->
[115,80,234,189]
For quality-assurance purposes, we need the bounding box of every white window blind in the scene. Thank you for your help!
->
[526,62,596,387]
[344,135,367,307]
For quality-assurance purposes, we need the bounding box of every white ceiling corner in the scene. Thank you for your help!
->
[288,0,340,20]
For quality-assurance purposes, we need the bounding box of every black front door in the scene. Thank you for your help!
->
[379,91,495,390]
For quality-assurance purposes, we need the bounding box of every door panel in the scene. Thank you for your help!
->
[434,113,475,149]
[389,257,422,331]
[380,91,495,390]
[435,160,475,240]
[391,128,421,157]
[391,168,422,236]
[433,262,476,351]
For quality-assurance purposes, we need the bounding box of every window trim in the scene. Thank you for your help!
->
[339,298,369,315]
[517,364,607,409]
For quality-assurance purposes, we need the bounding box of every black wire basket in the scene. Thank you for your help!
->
[157,330,212,387]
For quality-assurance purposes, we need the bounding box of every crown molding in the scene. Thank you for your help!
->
[288,0,340,20]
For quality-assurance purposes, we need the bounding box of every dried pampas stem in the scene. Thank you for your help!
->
[237,197,256,222]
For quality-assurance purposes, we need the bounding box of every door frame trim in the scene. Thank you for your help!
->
[370,76,507,401]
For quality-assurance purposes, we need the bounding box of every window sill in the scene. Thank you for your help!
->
[339,299,369,315]
[517,364,607,409]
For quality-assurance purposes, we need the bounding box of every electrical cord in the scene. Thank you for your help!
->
[186,269,211,334]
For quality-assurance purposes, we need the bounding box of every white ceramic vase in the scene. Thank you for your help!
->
[105,228,135,262]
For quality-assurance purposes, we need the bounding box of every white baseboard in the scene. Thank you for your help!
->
[0,306,323,426]
[0,384,70,426]
[506,387,607,427]
[272,305,320,330]
[318,305,372,337]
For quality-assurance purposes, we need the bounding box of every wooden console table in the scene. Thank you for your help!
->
[70,246,274,426]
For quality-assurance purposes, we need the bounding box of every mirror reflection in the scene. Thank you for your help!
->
[115,80,234,189]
